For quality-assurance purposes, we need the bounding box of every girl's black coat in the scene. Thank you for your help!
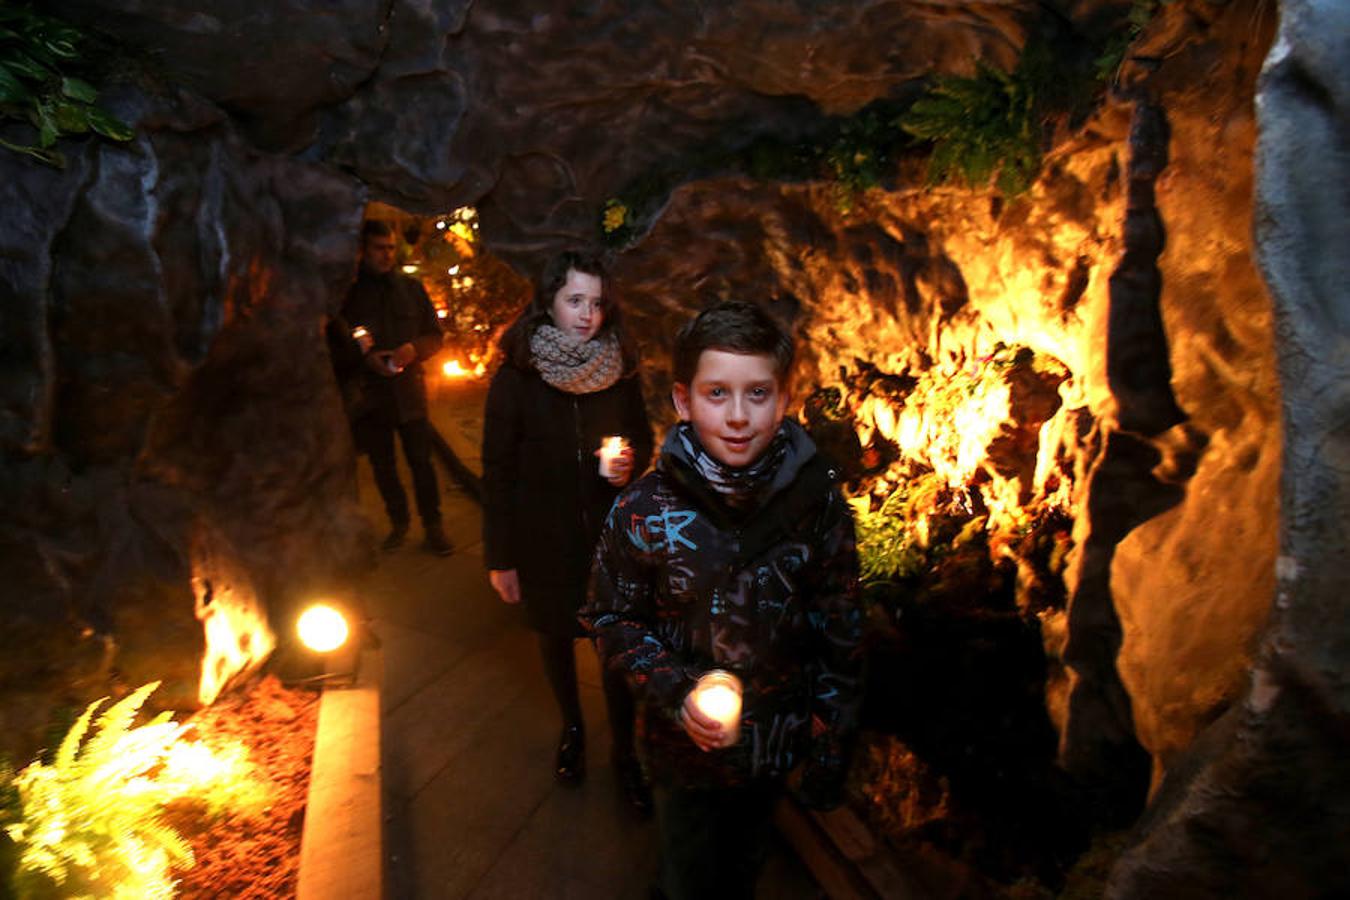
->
[482,361,653,635]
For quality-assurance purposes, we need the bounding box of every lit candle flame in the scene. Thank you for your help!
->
[598,436,627,478]
[691,670,742,747]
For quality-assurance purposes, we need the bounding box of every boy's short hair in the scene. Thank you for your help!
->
[672,301,795,385]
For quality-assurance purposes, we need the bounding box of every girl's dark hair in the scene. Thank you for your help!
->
[499,250,638,372]
[672,301,795,385]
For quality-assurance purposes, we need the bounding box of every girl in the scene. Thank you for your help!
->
[482,250,653,811]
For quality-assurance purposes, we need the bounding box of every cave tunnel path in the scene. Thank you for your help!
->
[352,384,818,899]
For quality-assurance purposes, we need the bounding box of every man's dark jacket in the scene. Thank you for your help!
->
[340,269,443,424]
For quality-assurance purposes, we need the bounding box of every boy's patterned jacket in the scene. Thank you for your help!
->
[582,419,863,801]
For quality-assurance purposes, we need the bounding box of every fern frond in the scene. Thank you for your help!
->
[84,681,161,763]
[6,680,261,897]
[54,698,100,772]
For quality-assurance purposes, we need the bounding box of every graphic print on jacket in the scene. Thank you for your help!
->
[585,420,863,791]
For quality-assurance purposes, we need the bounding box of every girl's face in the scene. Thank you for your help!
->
[548,269,604,342]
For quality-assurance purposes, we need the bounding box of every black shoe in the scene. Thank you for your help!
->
[422,525,453,556]
[381,523,409,551]
[555,725,585,784]
[615,755,652,817]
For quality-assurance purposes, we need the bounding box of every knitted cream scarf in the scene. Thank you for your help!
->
[529,325,623,394]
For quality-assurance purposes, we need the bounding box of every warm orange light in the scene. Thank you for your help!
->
[297,604,349,653]
[194,553,276,706]
[442,359,469,378]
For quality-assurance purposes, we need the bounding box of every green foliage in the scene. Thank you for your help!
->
[823,110,894,211]
[598,100,913,245]
[853,477,950,585]
[899,57,1043,198]
[1,682,263,899]
[0,4,134,168]
[854,487,930,583]
[1094,0,1171,83]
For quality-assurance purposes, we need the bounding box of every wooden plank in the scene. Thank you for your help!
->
[298,649,384,900]
[774,800,876,900]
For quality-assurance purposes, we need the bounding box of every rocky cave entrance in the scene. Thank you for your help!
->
[384,102,1197,886]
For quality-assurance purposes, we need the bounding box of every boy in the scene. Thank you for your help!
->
[581,301,863,899]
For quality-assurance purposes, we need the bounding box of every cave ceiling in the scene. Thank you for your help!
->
[47,0,1094,259]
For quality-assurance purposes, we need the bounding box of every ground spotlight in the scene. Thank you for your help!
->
[297,603,350,653]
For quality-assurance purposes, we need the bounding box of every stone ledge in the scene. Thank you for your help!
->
[297,648,383,900]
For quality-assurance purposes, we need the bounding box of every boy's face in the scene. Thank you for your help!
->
[672,349,788,469]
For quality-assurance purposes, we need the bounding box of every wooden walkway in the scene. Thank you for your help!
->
[354,384,821,899]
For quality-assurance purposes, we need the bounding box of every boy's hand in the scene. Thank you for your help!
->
[594,445,635,487]
[489,569,521,605]
[680,690,729,752]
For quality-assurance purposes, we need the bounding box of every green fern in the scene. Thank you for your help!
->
[899,57,1043,197]
[4,682,201,898]
[855,488,930,583]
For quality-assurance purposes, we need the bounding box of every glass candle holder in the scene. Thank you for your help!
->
[691,669,742,747]
[598,435,628,479]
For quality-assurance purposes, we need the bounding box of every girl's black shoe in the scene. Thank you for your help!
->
[615,755,653,817]
[555,725,585,784]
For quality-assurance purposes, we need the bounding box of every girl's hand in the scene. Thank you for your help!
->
[596,446,635,487]
[679,689,727,752]
[489,569,521,605]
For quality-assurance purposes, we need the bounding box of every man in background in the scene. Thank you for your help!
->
[339,219,453,556]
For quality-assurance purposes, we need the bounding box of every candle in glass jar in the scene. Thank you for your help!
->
[691,669,742,747]
[598,435,628,479]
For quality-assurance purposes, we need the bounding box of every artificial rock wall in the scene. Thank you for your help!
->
[0,85,370,750]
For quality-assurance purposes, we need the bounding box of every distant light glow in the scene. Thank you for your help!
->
[401,264,419,274]
[437,308,449,319]
[447,265,460,275]
[297,604,349,653]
